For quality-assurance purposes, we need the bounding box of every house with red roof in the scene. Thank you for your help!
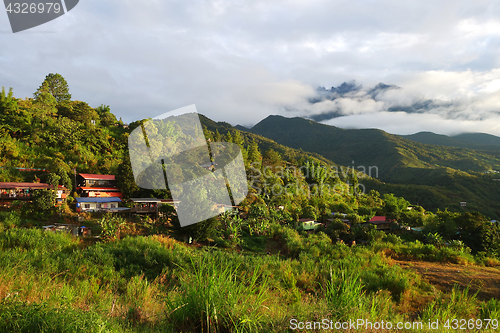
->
[76,173,122,199]
[365,216,393,231]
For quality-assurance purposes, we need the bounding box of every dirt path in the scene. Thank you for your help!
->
[395,260,500,301]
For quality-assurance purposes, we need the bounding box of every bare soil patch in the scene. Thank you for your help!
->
[395,260,500,301]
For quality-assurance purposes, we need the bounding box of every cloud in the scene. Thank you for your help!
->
[323,111,500,137]
[1,0,500,134]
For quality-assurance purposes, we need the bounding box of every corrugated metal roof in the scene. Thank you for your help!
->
[75,197,122,203]
[369,216,387,222]
[78,187,120,191]
[78,173,116,180]
[129,198,162,203]
[0,182,66,189]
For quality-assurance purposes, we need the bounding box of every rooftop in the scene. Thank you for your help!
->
[78,173,116,181]
[75,197,122,203]
[369,216,389,222]
[129,198,162,203]
[0,182,66,190]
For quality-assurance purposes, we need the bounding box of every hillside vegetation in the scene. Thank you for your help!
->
[244,115,500,218]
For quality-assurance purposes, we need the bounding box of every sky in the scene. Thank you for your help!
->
[1,0,500,136]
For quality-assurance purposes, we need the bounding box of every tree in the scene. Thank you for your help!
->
[116,153,141,199]
[0,87,30,133]
[96,105,117,127]
[247,139,262,165]
[214,129,222,142]
[225,131,233,143]
[46,173,60,187]
[32,189,56,213]
[263,148,282,168]
[232,130,244,148]
[231,130,247,161]
[382,193,409,220]
[33,81,57,117]
[35,73,71,103]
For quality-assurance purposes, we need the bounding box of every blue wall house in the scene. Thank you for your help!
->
[76,197,122,213]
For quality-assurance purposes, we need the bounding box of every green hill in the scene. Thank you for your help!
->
[199,114,336,166]
[402,131,500,150]
[453,132,500,146]
[248,115,500,178]
[244,115,500,218]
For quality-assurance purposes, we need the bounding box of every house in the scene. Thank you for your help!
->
[299,218,322,231]
[129,198,182,218]
[76,173,122,198]
[75,197,121,212]
[214,203,239,215]
[0,182,68,205]
[129,198,161,216]
[43,223,91,236]
[364,216,393,231]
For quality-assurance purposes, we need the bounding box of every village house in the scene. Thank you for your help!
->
[299,218,322,231]
[75,197,122,213]
[76,173,122,198]
[0,182,68,206]
[364,216,393,232]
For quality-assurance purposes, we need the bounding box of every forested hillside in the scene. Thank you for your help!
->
[244,115,500,218]
[0,74,127,187]
[403,131,500,150]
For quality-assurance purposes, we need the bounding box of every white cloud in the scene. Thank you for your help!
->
[323,111,500,136]
[1,0,500,134]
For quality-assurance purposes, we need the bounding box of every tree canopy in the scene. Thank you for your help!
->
[34,73,71,103]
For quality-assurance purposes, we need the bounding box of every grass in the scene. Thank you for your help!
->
[0,215,498,332]
[165,254,269,332]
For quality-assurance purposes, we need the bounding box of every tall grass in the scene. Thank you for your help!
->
[0,299,125,333]
[0,222,496,332]
[421,285,479,321]
[323,265,365,320]
[166,254,269,332]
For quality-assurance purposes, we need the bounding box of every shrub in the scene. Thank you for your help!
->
[0,211,22,230]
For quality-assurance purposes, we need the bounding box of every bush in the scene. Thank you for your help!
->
[0,211,22,230]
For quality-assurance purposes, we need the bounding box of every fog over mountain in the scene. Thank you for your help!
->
[283,78,500,136]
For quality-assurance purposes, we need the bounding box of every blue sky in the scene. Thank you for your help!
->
[2,0,500,135]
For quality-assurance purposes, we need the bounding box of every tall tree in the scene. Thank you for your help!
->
[214,129,222,142]
[33,81,57,129]
[247,139,262,165]
[35,73,71,103]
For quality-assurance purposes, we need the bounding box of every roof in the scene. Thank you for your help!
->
[78,173,115,180]
[369,216,388,222]
[75,197,122,203]
[160,199,181,204]
[129,198,162,203]
[299,218,316,223]
[367,220,391,225]
[78,187,121,191]
[106,207,131,212]
[0,182,66,190]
